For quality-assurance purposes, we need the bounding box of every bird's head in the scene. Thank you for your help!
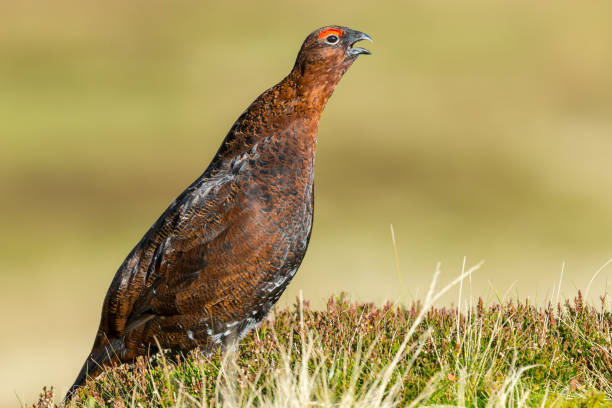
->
[291,25,372,84]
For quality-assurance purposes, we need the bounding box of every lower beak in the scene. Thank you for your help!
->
[347,30,373,56]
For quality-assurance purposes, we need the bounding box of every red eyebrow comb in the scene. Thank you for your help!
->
[318,28,343,39]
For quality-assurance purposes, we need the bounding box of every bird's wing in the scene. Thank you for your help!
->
[99,170,259,338]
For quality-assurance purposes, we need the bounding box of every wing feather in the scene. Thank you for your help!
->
[99,172,243,337]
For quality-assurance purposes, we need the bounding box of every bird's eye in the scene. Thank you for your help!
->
[325,35,339,44]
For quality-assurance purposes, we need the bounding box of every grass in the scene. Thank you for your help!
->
[33,268,611,407]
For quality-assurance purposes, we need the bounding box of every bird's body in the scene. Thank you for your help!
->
[67,25,371,398]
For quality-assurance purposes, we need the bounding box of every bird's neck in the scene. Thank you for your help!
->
[219,64,347,160]
[283,62,346,116]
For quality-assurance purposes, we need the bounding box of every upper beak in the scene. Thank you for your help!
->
[347,30,373,56]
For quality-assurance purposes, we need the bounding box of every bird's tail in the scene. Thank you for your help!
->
[64,337,124,402]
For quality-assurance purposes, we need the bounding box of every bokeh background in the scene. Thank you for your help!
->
[2,0,612,404]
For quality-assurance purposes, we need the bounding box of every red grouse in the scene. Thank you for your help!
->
[67,25,371,398]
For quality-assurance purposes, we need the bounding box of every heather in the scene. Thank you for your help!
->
[34,275,611,407]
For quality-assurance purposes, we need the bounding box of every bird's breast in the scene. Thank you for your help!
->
[234,131,315,215]
[232,133,316,270]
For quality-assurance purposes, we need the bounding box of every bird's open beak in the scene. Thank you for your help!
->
[347,30,373,56]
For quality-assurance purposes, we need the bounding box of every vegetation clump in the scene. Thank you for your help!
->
[36,292,611,407]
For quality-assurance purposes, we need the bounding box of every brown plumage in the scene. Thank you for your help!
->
[66,25,371,399]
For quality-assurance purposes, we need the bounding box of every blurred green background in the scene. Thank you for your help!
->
[1,0,612,404]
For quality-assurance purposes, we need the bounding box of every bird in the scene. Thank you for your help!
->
[66,25,372,399]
